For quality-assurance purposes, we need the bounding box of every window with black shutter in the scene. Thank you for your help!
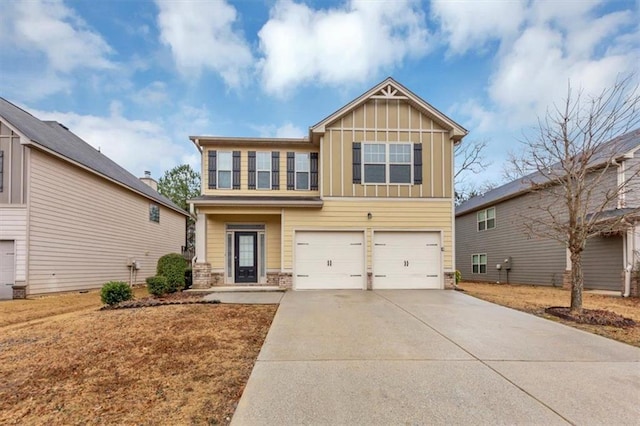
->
[248,151,256,189]
[257,152,271,189]
[208,150,217,189]
[232,151,241,189]
[271,151,280,190]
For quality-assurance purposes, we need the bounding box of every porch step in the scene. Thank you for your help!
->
[187,286,284,293]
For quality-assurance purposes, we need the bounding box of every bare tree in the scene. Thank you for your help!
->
[454,139,493,204]
[510,75,640,312]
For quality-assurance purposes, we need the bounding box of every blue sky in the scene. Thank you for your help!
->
[1,0,638,188]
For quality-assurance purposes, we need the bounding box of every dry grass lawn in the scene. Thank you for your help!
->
[0,293,276,425]
[458,282,640,347]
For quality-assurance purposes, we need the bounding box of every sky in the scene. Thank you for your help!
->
[1,0,638,188]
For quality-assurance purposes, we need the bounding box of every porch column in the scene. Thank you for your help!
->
[193,212,211,289]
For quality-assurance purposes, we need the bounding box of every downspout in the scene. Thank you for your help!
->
[623,227,633,297]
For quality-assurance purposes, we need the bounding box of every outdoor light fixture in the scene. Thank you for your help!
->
[367,212,373,219]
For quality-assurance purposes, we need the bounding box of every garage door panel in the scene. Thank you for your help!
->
[295,231,364,290]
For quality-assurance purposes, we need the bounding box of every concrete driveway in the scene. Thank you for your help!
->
[231,290,640,425]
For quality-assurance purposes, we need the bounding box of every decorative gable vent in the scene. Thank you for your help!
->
[371,84,408,100]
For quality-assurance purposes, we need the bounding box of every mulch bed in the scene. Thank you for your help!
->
[545,307,637,327]
[102,292,220,310]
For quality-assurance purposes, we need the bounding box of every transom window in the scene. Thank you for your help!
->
[256,152,271,190]
[295,153,309,190]
[363,143,412,184]
[472,254,487,274]
[217,152,233,189]
[477,207,496,231]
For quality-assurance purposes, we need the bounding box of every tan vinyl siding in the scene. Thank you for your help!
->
[583,235,623,291]
[323,98,454,199]
[0,205,27,282]
[202,145,319,197]
[204,213,281,271]
[283,199,453,271]
[27,149,185,295]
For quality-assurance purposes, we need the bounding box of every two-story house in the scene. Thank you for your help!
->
[0,98,189,299]
[456,128,640,297]
[189,78,467,290]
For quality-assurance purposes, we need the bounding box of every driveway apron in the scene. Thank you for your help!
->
[231,290,640,425]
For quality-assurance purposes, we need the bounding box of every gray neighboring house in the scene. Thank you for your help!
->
[455,128,640,296]
[0,97,189,300]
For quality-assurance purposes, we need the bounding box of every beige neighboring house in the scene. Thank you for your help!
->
[189,78,467,290]
[0,98,189,299]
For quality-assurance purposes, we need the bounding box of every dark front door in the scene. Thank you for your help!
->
[234,232,258,283]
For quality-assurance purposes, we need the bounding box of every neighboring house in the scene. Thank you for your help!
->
[189,78,467,290]
[0,98,188,300]
[456,128,640,296]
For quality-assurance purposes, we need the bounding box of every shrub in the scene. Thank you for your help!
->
[157,253,187,293]
[146,275,169,297]
[101,281,133,306]
[184,267,193,290]
[455,270,462,285]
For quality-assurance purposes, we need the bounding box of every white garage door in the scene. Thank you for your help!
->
[373,231,441,289]
[295,231,365,290]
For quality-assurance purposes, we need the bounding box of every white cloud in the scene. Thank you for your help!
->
[131,81,170,106]
[155,0,253,87]
[258,0,430,95]
[253,122,306,138]
[7,0,115,73]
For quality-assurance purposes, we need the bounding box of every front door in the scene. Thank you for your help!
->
[234,232,258,283]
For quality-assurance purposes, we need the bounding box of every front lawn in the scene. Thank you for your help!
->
[0,300,276,424]
[458,282,640,347]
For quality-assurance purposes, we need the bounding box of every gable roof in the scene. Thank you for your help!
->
[310,77,468,141]
[456,128,640,216]
[0,97,187,216]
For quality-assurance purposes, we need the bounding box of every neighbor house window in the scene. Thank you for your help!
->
[363,143,412,184]
[295,153,309,190]
[472,254,487,274]
[149,204,160,223]
[217,151,232,189]
[477,207,496,231]
[257,152,271,190]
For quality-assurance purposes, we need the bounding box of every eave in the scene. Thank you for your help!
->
[189,195,324,208]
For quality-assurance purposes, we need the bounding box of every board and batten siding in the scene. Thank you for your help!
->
[0,120,27,204]
[283,199,453,271]
[456,192,566,286]
[0,205,27,283]
[582,235,623,291]
[322,98,454,199]
[27,148,185,295]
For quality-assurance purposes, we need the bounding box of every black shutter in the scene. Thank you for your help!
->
[272,151,280,190]
[248,151,256,190]
[232,151,241,189]
[310,152,318,190]
[208,150,216,189]
[286,152,295,190]
[352,143,361,184]
[413,143,422,184]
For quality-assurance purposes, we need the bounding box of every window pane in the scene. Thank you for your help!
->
[364,164,385,183]
[487,208,495,219]
[390,144,411,163]
[390,164,411,183]
[364,144,385,163]
[477,211,486,221]
[239,235,254,267]
[487,218,495,229]
[257,152,270,170]
[218,171,232,188]
[218,152,232,170]
[480,264,486,273]
[296,172,309,190]
[472,265,479,273]
[295,153,309,171]
[478,221,485,231]
[480,254,487,264]
[257,171,270,189]
[472,254,478,264]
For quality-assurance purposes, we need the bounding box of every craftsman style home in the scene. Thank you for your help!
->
[0,98,188,299]
[189,78,467,290]
[456,128,640,297]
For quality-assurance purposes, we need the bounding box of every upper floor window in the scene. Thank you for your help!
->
[295,153,309,190]
[217,151,232,189]
[149,204,160,223]
[256,152,271,190]
[472,254,487,273]
[363,143,412,184]
[477,207,495,231]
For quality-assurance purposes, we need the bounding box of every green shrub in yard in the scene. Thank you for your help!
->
[146,275,169,297]
[455,270,462,285]
[101,281,133,306]
[157,253,187,293]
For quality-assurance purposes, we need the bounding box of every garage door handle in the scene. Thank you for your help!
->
[350,274,362,277]
[374,275,386,277]
[297,275,309,277]
[426,275,438,277]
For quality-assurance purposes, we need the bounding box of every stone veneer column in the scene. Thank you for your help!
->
[192,263,211,289]
[444,272,455,289]
[12,285,27,299]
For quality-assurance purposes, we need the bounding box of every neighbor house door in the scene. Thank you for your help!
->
[234,232,258,283]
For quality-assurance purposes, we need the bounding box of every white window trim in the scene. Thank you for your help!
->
[295,153,310,190]
[477,207,496,231]
[217,151,233,189]
[472,253,487,274]
[362,142,413,185]
[256,152,271,190]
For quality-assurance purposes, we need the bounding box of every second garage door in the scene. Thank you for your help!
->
[295,231,365,290]
[373,231,441,289]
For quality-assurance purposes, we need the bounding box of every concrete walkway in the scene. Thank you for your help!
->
[231,290,640,425]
